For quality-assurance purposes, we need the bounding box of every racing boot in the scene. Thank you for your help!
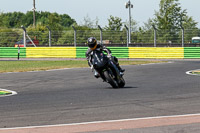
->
[116,63,125,76]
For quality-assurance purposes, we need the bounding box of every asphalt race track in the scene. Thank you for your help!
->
[1,60,200,132]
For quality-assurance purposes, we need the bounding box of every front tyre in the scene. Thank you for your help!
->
[104,71,118,88]
[118,77,125,88]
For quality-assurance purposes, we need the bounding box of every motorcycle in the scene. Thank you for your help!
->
[88,50,125,88]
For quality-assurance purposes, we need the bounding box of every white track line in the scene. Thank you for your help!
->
[1,113,200,130]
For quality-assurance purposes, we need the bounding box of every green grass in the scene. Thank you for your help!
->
[0,91,11,95]
[192,72,200,75]
[0,60,165,73]
[119,60,164,65]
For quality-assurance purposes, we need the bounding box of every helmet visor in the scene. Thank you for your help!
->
[89,42,96,48]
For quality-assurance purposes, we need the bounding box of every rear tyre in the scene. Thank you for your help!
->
[104,71,118,88]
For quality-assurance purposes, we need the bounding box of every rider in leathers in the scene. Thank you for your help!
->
[85,37,125,78]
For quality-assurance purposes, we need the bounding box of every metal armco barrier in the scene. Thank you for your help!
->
[1,47,200,59]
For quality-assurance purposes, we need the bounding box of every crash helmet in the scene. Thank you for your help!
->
[87,37,97,50]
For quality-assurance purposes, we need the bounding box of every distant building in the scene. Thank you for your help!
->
[192,37,200,43]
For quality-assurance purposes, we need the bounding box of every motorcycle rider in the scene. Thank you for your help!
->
[85,37,125,78]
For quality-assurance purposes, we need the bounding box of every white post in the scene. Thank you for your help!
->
[181,26,184,47]
[152,25,157,47]
[124,25,129,47]
[46,26,51,47]
[98,25,103,45]
[21,25,26,47]
[72,26,77,47]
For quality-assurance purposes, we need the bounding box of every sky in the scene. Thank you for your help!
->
[0,0,200,28]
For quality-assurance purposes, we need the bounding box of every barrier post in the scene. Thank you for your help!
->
[124,25,129,47]
[181,26,184,47]
[21,25,36,47]
[46,26,51,47]
[18,44,20,60]
[72,26,77,47]
[152,25,157,47]
[98,25,103,45]
[21,25,26,47]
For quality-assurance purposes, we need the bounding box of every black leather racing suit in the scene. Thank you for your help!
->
[85,44,122,71]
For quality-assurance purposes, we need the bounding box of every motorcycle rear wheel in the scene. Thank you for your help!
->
[104,71,118,88]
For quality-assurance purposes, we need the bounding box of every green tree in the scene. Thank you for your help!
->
[123,17,138,32]
[26,24,49,46]
[57,30,74,45]
[48,13,62,31]
[153,0,198,43]
[0,12,4,27]
[0,18,3,27]
[23,11,34,27]
[105,15,123,31]
[60,14,76,27]
[0,28,20,47]
[80,15,99,29]
[0,11,76,29]
[81,15,94,29]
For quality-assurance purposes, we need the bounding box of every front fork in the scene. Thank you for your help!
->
[106,61,121,83]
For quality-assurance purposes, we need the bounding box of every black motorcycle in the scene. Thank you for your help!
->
[88,50,125,88]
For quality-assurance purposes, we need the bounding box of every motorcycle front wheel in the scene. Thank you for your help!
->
[118,76,125,88]
[104,71,118,88]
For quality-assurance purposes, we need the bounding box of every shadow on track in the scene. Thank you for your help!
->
[105,86,138,89]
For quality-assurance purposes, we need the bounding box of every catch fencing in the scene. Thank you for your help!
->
[0,28,200,47]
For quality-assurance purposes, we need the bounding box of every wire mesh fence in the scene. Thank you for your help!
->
[0,28,199,47]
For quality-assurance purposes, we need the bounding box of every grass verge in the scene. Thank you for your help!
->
[0,60,165,73]
[192,72,200,75]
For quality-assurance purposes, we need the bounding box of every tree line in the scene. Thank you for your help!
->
[0,11,76,29]
[0,0,200,47]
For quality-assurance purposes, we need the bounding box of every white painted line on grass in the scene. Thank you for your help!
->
[0,88,17,97]
[186,70,200,76]
[141,61,173,66]
[2,62,171,74]
[3,68,82,74]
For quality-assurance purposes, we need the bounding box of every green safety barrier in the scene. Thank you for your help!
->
[76,47,88,58]
[76,47,129,58]
[108,47,129,58]
[184,47,200,58]
[0,47,26,58]
[1,47,200,59]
